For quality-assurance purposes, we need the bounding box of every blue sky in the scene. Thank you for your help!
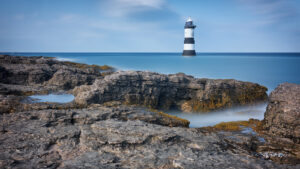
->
[0,0,300,52]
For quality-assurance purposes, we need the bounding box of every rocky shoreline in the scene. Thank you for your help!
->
[0,55,299,168]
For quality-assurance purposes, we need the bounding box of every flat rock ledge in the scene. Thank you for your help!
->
[74,71,268,112]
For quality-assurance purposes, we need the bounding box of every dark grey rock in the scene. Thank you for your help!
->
[1,55,298,168]
[1,106,294,169]
[74,71,268,112]
[0,55,110,91]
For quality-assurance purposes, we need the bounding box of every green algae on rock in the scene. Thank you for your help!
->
[74,71,268,112]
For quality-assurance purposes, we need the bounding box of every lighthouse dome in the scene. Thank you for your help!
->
[185,17,196,29]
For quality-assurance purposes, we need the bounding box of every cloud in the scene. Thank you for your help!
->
[117,0,165,9]
[237,0,299,25]
[98,0,179,22]
[79,31,106,39]
[89,19,157,32]
[58,14,80,23]
[100,0,165,17]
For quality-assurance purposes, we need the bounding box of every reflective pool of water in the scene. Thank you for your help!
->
[29,94,74,103]
[167,103,267,128]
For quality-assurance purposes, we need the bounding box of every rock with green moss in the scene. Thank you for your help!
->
[74,71,268,112]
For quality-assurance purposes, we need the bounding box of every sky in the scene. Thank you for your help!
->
[0,0,300,52]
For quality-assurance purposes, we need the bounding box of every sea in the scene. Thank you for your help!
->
[3,52,300,127]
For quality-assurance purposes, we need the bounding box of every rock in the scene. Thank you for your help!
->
[0,55,112,91]
[0,95,22,114]
[2,55,299,168]
[74,71,268,112]
[1,107,293,169]
[262,83,300,144]
[0,66,9,83]
[257,83,300,163]
[45,69,100,90]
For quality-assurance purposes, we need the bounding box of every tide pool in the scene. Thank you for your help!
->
[167,103,267,128]
[29,94,74,103]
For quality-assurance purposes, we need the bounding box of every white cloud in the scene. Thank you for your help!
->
[99,0,166,17]
[117,0,165,8]
[89,19,159,32]
[237,0,298,25]
[58,14,81,23]
[79,31,106,39]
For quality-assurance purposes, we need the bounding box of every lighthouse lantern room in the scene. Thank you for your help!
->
[182,17,196,56]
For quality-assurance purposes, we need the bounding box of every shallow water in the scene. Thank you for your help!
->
[241,127,266,143]
[29,94,74,103]
[167,103,267,127]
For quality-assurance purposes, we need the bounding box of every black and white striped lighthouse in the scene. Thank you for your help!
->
[182,17,196,56]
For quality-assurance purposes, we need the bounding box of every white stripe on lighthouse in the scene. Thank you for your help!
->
[184,44,195,50]
[184,28,194,38]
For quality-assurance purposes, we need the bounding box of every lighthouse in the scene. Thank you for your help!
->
[182,17,196,56]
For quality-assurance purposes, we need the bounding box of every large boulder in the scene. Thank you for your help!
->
[263,83,300,144]
[74,71,268,112]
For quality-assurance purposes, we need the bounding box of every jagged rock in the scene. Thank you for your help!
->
[259,83,300,162]
[74,71,268,112]
[263,83,300,144]
[0,95,22,114]
[0,55,112,91]
[1,107,293,169]
[2,55,299,168]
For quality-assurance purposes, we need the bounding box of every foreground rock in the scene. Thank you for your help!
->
[1,104,295,169]
[74,71,268,112]
[259,83,300,162]
[263,83,300,143]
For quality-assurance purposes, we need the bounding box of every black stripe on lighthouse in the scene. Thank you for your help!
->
[182,50,196,56]
[183,37,196,56]
[184,38,195,44]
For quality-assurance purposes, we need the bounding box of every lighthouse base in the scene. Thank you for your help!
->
[182,50,196,56]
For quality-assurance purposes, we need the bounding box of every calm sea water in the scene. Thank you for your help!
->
[3,52,300,127]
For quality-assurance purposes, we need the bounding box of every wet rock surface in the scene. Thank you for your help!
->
[74,71,267,112]
[1,105,296,169]
[1,55,299,168]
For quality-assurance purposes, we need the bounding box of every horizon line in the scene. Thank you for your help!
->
[1,52,300,54]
